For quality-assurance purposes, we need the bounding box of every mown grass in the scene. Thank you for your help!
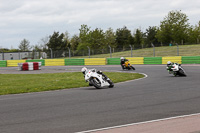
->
[71,44,200,58]
[0,72,144,95]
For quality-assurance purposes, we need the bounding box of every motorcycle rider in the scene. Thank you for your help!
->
[167,61,180,74]
[166,61,173,73]
[81,67,108,80]
[81,67,114,88]
[81,67,88,75]
[166,61,186,76]
[120,57,128,69]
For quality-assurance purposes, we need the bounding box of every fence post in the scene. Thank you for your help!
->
[50,48,53,59]
[35,50,37,59]
[2,51,4,60]
[129,45,133,57]
[151,43,155,57]
[176,43,179,56]
[68,47,71,58]
[18,51,21,60]
[108,45,112,58]
[87,46,90,58]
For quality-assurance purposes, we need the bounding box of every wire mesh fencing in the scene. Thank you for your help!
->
[0,44,199,60]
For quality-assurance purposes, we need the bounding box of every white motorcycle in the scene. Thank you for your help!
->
[166,63,187,76]
[84,69,114,89]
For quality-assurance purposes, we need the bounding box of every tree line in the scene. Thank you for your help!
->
[2,10,200,54]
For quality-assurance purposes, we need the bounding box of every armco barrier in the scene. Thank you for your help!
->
[84,58,106,65]
[7,60,26,67]
[45,59,65,66]
[107,58,120,65]
[65,59,84,65]
[126,57,144,64]
[144,57,162,64]
[182,56,200,64]
[0,60,7,67]
[26,59,45,66]
[162,56,182,64]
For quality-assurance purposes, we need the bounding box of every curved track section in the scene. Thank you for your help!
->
[0,65,200,133]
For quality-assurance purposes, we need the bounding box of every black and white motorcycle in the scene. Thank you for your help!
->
[166,62,187,76]
[81,67,114,89]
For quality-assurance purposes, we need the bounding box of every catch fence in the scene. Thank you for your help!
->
[0,44,200,60]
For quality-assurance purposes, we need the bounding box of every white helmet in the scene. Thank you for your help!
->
[81,67,87,73]
[120,57,124,60]
[167,61,172,65]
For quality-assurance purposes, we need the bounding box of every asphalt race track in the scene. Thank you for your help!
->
[0,65,200,133]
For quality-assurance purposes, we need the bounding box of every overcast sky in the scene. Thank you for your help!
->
[0,0,200,49]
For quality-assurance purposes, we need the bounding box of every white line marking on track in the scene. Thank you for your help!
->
[76,113,200,133]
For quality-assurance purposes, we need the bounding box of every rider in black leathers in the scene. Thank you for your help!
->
[120,57,128,69]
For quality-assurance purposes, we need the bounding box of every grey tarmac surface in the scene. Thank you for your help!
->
[0,65,200,133]
[86,113,200,133]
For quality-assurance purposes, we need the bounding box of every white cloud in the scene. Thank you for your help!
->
[0,0,200,48]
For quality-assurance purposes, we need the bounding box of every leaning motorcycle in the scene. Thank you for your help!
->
[84,69,114,89]
[122,61,136,70]
[166,63,187,76]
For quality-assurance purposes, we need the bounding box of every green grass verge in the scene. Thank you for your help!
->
[0,72,144,95]
[69,44,200,58]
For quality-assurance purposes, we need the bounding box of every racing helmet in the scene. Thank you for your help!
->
[81,67,87,74]
[120,57,125,60]
[167,61,172,66]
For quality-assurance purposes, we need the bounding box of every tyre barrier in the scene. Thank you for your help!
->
[26,59,45,66]
[162,56,182,64]
[107,58,120,65]
[126,57,144,64]
[7,60,26,67]
[18,62,41,71]
[45,59,65,66]
[1,56,200,67]
[84,58,106,65]
[0,60,7,67]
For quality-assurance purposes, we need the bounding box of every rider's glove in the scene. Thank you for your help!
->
[97,70,102,74]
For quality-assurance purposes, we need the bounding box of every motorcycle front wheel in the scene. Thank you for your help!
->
[131,66,136,70]
[91,77,102,89]
[107,79,114,88]
[179,69,187,76]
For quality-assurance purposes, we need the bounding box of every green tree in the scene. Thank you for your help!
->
[105,28,117,49]
[18,39,31,51]
[134,29,144,48]
[116,26,133,50]
[188,21,200,44]
[77,24,91,51]
[63,31,70,49]
[88,28,105,51]
[37,36,49,52]
[70,35,80,51]
[47,31,65,58]
[47,31,65,50]
[79,24,90,43]
[32,44,43,51]
[145,26,159,47]
[156,10,190,45]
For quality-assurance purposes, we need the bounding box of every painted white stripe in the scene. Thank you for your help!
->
[76,113,200,133]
